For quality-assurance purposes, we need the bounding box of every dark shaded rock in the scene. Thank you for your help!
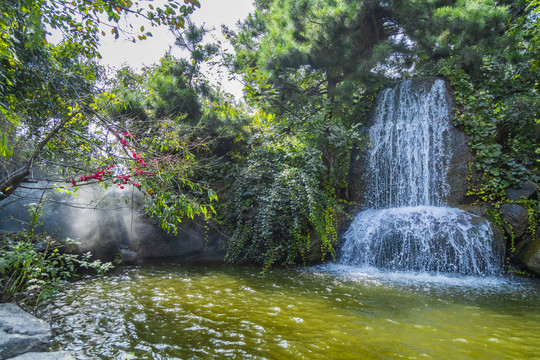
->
[8,352,75,360]
[118,247,138,263]
[505,181,538,201]
[0,184,227,264]
[348,149,368,206]
[500,203,529,238]
[457,204,490,218]
[442,79,475,207]
[444,125,473,207]
[490,220,506,260]
[0,303,51,359]
[516,233,540,275]
[137,218,226,262]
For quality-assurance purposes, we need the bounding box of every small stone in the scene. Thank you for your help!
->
[118,248,138,263]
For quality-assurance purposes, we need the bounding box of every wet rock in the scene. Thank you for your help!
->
[505,181,538,201]
[444,122,473,206]
[457,204,490,218]
[118,247,138,263]
[0,303,51,359]
[516,233,540,275]
[339,207,504,275]
[500,203,529,238]
[8,351,75,360]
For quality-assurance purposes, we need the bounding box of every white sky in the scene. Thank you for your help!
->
[96,0,255,98]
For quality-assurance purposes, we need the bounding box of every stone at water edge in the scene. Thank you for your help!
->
[517,233,540,275]
[7,352,75,360]
[0,303,51,359]
[500,203,530,239]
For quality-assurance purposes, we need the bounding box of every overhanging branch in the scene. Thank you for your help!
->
[0,110,80,200]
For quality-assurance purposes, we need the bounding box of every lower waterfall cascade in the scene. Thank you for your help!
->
[340,78,504,276]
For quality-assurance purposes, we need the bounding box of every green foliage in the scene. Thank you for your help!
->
[0,0,220,238]
[0,132,13,159]
[94,58,234,235]
[224,111,342,270]
[222,0,538,270]
[401,0,511,70]
[2,0,538,274]
[433,26,539,268]
[0,0,200,61]
[519,0,540,69]
[0,232,113,304]
[436,57,538,201]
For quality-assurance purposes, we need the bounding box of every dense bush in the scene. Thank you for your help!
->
[226,142,339,270]
[0,232,113,305]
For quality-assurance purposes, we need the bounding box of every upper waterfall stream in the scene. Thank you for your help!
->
[340,79,503,275]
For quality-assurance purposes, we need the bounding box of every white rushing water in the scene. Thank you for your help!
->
[364,79,451,208]
[340,79,503,276]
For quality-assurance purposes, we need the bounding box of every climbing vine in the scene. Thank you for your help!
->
[436,56,539,271]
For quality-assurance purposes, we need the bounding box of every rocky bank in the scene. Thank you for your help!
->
[0,303,73,360]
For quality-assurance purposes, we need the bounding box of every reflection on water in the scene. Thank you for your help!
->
[38,264,540,359]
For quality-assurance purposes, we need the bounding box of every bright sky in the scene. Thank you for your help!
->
[97,0,255,98]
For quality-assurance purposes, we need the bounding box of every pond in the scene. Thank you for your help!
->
[38,263,540,359]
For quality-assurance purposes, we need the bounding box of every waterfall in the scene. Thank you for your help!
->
[340,79,503,276]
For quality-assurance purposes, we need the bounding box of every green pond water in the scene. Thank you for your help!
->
[38,264,540,359]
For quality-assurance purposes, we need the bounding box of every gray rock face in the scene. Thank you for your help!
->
[500,203,530,238]
[505,181,538,201]
[444,123,473,207]
[0,184,226,263]
[0,303,51,359]
[136,218,226,262]
[8,351,74,360]
[457,204,490,218]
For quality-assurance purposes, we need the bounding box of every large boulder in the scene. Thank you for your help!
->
[441,80,475,207]
[516,233,540,275]
[0,184,226,264]
[135,218,226,262]
[500,203,529,238]
[0,303,51,359]
[8,352,74,360]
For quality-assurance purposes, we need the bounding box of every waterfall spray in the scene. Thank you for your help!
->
[340,79,503,275]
